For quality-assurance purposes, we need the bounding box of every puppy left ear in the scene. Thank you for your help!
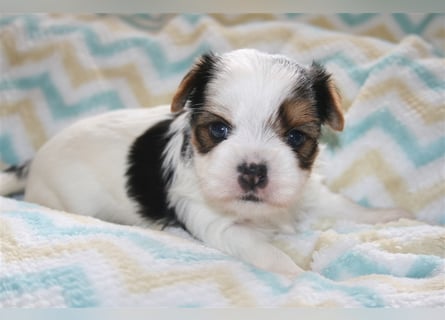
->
[309,62,344,131]
[171,52,219,113]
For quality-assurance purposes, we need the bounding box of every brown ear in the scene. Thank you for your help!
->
[171,67,199,113]
[171,53,218,113]
[309,62,344,131]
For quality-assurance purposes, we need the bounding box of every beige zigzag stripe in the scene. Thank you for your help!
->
[171,16,440,60]
[405,35,442,58]
[42,14,391,60]
[433,28,445,50]
[165,15,438,60]
[329,150,445,212]
[74,14,283,34]
[13,14,442,59]
[0,99,47,150]
[0,219,256,305]
[209,14,281,25]
[68,14,177,35]
[2,20,369,112]
[354,78,445,124]
[286,273,445,306]
[162,19,388,60]
[306,16,400,43]
[272,222,444,304]
[1,31,174,108]
[348,273,445,293]
[305,224,445,293]
[314,221,445,258]
[375,232,445,257]
[4,16,432,108]
[87,13,444,53]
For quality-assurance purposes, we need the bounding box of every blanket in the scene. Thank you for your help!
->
[0,14,444,307]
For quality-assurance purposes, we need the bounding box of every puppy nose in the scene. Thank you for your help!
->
[237,162,268,191]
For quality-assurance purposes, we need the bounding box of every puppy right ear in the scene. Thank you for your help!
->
[308,62,344,131]
[171,52,219,113]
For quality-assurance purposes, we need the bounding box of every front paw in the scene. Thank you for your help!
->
[245,244,304,277]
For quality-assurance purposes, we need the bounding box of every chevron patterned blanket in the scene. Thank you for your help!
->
[0,14,444,307]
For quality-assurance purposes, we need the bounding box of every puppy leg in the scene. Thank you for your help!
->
[302,181,413,224]
[220,224,304,276]
[177,200,303,276]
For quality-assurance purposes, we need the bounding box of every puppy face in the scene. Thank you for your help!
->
[172,49,343,219]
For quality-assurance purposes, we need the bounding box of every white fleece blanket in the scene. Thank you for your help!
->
[1,197,444,307]
[0,14,444,307]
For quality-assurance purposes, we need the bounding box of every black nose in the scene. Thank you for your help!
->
[237,162,268,192]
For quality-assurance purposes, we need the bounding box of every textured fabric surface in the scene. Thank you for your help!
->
[0,14,444,307]
[1,197,444,307]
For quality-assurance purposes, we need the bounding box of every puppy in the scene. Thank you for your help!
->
[0,49,410,276]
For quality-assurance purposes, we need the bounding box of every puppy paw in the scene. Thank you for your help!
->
[246,244,304,277]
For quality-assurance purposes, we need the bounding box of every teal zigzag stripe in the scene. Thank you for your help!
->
[4,14,441,36]
[2,15,443,83]
[0,15,17,28]
[0,266,98,307]
[336,13,442,35]
[0,72,124,119]
[333,108,445,167]
[2,202,384,305]
[406,255,444,278]
[2,208,228,263]
[247,268,385,307]
[393,13,443,35]
[0,135,19,165]
[0,15,211,79]
[337,14,378,26]
[298,272,385,307]
[0,72,126,165]
[319,52,444,88]
[321,250,441,281]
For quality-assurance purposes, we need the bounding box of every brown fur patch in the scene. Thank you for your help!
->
[171,53,219,113]
[171,69,197,113]
[324,79,344,131]
[277,99,320,137]
[275,99,321,170]
[191,111,231,154]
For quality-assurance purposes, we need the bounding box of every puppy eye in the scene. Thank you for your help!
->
[287,129,306,149]
[209,122,230,141]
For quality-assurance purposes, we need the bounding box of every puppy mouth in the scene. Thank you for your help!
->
[240,193,262,202]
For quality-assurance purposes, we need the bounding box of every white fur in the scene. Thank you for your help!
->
[25,106,171,227]
[5,49,411,277]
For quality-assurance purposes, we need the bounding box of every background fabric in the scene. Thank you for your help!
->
[0,13,444,307]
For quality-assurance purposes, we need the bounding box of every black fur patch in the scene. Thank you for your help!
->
[308,62,336,125]
[4,160,30,179]
[180,128,192,160]
[125,119,181,228]
[187,53,220,116]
